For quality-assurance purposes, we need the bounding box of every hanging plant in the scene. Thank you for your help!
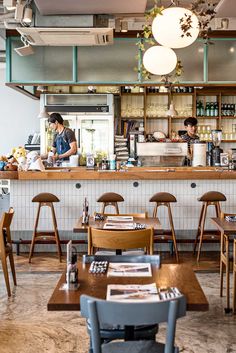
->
[180,0,217,43]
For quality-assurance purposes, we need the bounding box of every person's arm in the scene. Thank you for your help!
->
[58,141,77,159]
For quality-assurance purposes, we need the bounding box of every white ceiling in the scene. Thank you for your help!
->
[34,0,148,15]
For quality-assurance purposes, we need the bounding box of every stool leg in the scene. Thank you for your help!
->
[101,203,106,214]
[193,203,204,254]
[114,202,119,214]
[233,240,236,313]
[220,231,224,297]
[225,235,230,311]
[197,202,207,263]
[153,204,158,218]
[29,203,41,263]
[0,252,11,296]
[51,204,62,262]
[215,202,221,217]
[167,203,179,263]
[9,252,17,286]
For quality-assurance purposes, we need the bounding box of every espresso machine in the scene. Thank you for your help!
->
[211,130,223,166]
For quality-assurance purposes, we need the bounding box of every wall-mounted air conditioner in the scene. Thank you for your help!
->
[16,27,113,46]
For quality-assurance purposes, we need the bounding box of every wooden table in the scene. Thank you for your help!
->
[212,217,236,312]
[47,262,209,312]
[73,217,162,234]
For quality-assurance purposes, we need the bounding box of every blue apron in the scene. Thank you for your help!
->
[56,132,70,160]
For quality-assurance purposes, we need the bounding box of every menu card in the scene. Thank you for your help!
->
[103,222,135,230]
[107,263,152,277]
[107,284,182,302]
[107,216,134,222]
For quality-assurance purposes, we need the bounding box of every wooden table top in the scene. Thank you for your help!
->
[73,217,162,234]
[47,262,209,312]
[211,217,236,233]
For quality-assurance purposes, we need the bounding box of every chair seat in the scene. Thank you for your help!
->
[97,193,124,203]
[102,340,176,353]
[32,193,60,203]
[198,191,226,202]
[149,192,176,203]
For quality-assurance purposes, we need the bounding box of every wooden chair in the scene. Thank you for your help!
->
[233,237,236,314]
[194,191,226,263]
[97,192,124,214]
[88,227,154,256]
[80,294,186,353]
[219,212,235,312]
[0,208,17,297]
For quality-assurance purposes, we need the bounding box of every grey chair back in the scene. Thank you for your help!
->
[80,295,186,353]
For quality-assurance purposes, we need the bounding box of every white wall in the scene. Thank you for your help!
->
[0,69,40,155]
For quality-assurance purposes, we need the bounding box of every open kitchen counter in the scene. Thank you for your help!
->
[14,167,236,180]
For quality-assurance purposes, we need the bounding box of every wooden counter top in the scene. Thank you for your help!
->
[14,167,236,180]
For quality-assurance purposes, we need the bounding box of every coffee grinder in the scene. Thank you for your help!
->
[211,129,223,166]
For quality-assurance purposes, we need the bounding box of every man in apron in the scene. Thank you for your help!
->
[48,113,77,161]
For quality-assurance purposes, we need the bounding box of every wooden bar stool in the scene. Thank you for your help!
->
[194,191,226,263]
[233,237,236,314]
[0,208,16,297]
[149,192,179,262]
[29,193,62,263]
[97,192,124,214]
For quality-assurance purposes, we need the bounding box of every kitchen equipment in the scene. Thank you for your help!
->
[129,131,144,159]
[40,94,114,156]
[69,155,79,167]
[192,141,206,167]
[211,129,223,166]
[136,142,188,167]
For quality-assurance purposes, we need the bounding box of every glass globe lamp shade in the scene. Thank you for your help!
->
[143,45,177,76]
[152,7,199,49]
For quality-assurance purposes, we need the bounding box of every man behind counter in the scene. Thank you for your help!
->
[181,117,199,152]
[48,113,77,161]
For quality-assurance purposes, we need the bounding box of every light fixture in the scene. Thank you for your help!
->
[38,107,50,119]
[143,46,177,76]
[121,21,128,33]
[152,7,199,49]
[14,35,34,56]
[37,85,48,92]
[23,4,32,24]
[3,0,16,11]
[166,102,178,117]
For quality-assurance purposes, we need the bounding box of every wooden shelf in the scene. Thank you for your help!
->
[196,116,220,119]
[222,140,236,143]
[221,116,236,119]
[121,116,144,119]
[121,93,144,96]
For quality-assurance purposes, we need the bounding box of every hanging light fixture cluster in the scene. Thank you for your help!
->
[143,1,200,76]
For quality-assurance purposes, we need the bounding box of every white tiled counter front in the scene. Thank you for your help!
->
[9,179,236,252]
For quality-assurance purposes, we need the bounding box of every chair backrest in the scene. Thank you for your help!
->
[88,227,154,255]
[80,294,186,353]
[94,212,148,218]
[83,254,160,266]
[0,208,14,253]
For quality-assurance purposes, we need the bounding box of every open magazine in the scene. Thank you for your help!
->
[103,222,135,230]
[107,284,182,302]
[107,216,134,222]
[107,263,152,277]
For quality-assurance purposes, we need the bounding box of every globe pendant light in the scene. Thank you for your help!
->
[143,45,177,76]
[152,7,199,49]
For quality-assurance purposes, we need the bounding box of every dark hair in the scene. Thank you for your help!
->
[184,117,198,127]
[48,113,64,125]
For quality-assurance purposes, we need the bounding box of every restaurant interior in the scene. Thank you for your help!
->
[0,0,236,352]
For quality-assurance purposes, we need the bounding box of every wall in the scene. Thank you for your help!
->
[0,69,40,155]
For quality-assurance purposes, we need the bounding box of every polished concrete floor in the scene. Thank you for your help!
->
[0,253,236,353]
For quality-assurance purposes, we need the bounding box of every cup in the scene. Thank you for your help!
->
[69,155,79,167]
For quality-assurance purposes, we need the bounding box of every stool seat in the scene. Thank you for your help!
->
[32,193,60,203]
[198,191,226,202]
[150,192,178,262]
[97,193,124,203]
[29,193,61,263]
[97,193,124,214]
[149,192,177,203]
